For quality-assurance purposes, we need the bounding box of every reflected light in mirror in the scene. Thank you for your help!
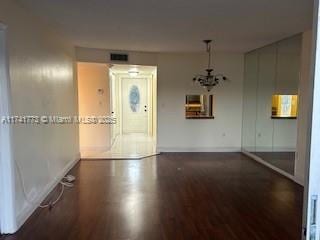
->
[271,95,298,119]
[185,94,214,119]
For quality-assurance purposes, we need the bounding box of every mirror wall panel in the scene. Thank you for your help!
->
[255,44,277,153]
[242,34,302,176]
[273,35,301,168]
[242,51,258,153]
[271,35,301,175]
[275,35,301,94]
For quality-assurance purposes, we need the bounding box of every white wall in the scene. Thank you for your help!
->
[78,62,110,154]
[152,68,158,141]
[76,47,158,66]
[156,53,244,151]
[0,0,79,231]
[110,73,121,140]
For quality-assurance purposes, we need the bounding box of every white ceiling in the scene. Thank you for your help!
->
[17,0,313,53]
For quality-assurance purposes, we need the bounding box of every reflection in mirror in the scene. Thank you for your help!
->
[242,34,301,176]
[185,95,214,119]
[271,95,298,119]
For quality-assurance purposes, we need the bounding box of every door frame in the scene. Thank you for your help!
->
[109,71,117,144]
[0,23,16,234]
[304,0,320,239]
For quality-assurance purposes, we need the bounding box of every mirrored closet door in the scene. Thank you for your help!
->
[242,34,301,176]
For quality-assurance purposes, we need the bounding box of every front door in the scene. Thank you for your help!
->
[121,77,149,134]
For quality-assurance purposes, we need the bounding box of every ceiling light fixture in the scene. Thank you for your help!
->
[193,40,228,92]
[128,68,139,77]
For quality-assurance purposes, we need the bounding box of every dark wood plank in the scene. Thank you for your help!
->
[1,153,303,240]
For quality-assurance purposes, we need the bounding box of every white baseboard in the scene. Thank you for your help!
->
[157,147,241,152]
[294,174,305,186]
[242,150,304,186]
[16,153,81,231]
[243,147,297,152]
[75,152,81,161]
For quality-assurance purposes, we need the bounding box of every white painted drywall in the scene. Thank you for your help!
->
[110,73,121,139]
[76,47,158,66]
[77,62,111,154]
[156,53,244,151]
[296,30,313,184]
[0,0,79,231]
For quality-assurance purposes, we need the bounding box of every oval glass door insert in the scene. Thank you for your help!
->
[129,85,140,112]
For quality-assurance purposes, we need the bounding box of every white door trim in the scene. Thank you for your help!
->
[304,0,320,239]
[0,23,17,234]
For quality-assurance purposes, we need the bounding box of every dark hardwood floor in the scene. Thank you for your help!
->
[1,153,303,240]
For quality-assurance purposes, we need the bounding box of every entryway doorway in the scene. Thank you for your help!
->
[108,64,157,158]
[77,63,157,159]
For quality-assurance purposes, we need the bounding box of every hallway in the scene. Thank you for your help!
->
[1,153,303,240]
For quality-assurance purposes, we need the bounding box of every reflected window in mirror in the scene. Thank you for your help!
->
[185,95,214,119]
[271,95,298,119]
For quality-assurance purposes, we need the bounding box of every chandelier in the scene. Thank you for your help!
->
[193,40,227,92]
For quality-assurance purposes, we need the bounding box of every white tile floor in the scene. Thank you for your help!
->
[81,133,158,159]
